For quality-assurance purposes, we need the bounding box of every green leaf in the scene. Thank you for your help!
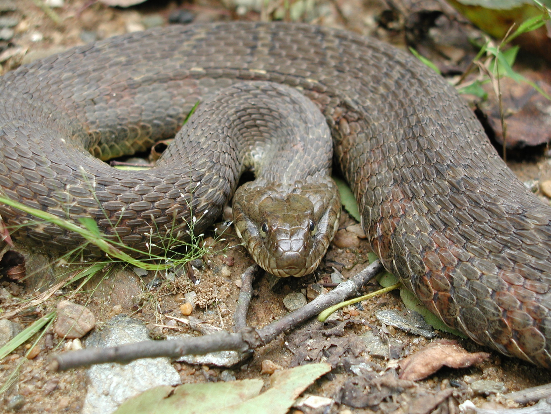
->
[506,14,547,43]
[78,217,101,236]
[0,312,56,361]
[399,289,466,337]
[333,176,360,222]
[114,363,331,414]
[183,100,200,125]
[409,48,441,75]
[457,80,489,99]
[487,45,519,75]
[375,260,464,337]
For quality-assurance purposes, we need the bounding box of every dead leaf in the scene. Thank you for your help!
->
[482,74,551,148]
[399,340,490,381]
[114,363,331,414]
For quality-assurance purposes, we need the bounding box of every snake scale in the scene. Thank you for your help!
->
[0,22,550,368]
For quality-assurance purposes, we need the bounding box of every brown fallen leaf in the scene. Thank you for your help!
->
[399,339,490,381]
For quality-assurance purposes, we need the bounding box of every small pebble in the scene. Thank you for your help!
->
[220,266,231,277]
[0,17,18,27]
[26,343,41,359]
[54,300,96,339]
[306,283,324,300]
[330,271,343,284]
[30,32,43,42]
[184,292,197,308]
[283,292,307,311]
[221,256,234,266]
[332,229,360,248]
[190,259,204,269]
[126,21,145,33]
[57,397,71,409]
[261,359,283,374]
[79,30,97,43]
[142,15,164,29]
[346,223,366,238]
[43,378,59,395]
[180,302,193,316]
[470,380,506,395]
[298,395,334,409]
[111,304,123,316]
[220,370,236,382]
[168,9,195,24]
[133,267,148,277]
[45,0,64,7]
[0,27,13,40]
[540,180,551,198]
[0,319,23,347]
[6,394,25,410]
[71,338,83,350]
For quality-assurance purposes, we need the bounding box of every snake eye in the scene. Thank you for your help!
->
[309,220,316,233]
[261,222,269,234]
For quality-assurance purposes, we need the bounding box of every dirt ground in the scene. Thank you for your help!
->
[1,0,551,413]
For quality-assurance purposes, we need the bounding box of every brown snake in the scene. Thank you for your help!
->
[0,22,550,368]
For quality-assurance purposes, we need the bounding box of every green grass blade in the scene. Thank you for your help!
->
[0,311,56,361]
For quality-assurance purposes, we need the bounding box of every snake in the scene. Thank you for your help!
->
[0,22,550,368]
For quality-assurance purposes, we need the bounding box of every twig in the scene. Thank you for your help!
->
[52,260,384,371]
[504,383,551,404]
[234,264,260,330]
[461,398,551,414]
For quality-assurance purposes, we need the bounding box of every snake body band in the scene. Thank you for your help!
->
[0,23,550,367]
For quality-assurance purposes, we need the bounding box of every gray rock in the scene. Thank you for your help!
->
[0,319,23,347]
[361,331,389,359]
[168,9,195,24]
[0,1,16,12]
[55,300,96,339]
[0,26,13,40]
[175,334,245,367]
[132,267,148,277]
[142,14,164,29]
[80,30,97,43]
[6,394,25,411]
[330,270,343,284]
[82,316,181,414]
[220,370,236,382]
[375,309,435,339]
[283,292,307,311]
[470,380,506,395]
[0,17,18,27]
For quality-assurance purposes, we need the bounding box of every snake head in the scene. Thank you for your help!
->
[232,178,341,277]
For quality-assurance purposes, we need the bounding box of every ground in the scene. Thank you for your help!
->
[1,0,551,413]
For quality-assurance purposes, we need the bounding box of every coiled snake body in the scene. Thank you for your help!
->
[1,23,551,367]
